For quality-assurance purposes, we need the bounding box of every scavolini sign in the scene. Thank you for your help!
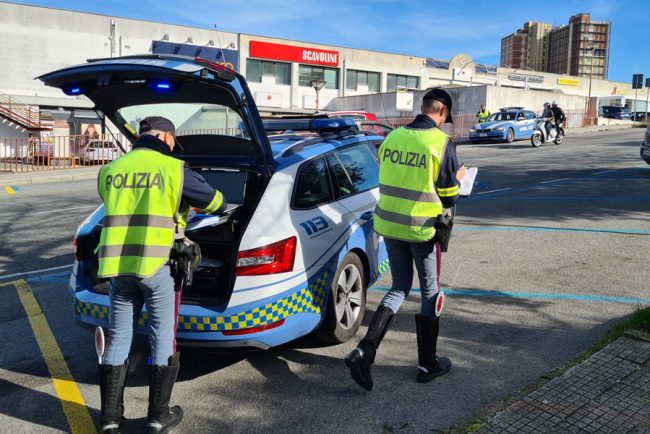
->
[249,41,339,67]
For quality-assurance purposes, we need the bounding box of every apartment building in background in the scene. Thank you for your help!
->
[526,21,553,72]
[500,26,528,69]
[500,13,610,80]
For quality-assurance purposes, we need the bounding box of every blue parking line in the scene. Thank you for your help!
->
[455,226,650,235]
[369,286,650,305]
[467,167,649,200]
[26,271,70,284]
[470,194,650,202]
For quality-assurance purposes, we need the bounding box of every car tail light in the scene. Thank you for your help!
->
[236,236,296,276]
[221,318,286,336]
[73,238,80,261]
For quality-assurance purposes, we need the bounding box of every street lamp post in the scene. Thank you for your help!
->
[309,78,326,113]
[586,42,595,125]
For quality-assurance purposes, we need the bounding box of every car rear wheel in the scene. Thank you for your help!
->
[506,128,515,143]
[315,252,366,344]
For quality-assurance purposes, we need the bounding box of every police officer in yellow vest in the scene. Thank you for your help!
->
[477,104,491,123]
[345,89,466,391]
[96,117,226,433]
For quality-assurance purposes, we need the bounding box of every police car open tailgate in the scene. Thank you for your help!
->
[37,54,274,176]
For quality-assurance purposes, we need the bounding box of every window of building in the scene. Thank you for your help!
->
[246,59,291,85]
[387,74,420,91]
[292,157,333,209]
[346,70,381,92]
[298,65,339,89]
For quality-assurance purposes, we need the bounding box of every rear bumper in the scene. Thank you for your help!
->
[71,275,328,349]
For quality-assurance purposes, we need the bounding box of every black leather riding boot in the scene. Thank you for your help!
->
[415,314,451,382]
[98,362,129,434]
[344,305,395,391]
[147,352,184,434]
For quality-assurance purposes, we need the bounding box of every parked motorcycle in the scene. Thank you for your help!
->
[531,120,564,147]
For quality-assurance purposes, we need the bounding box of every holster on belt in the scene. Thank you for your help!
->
[170,238,201,288]
[433,211,454,252]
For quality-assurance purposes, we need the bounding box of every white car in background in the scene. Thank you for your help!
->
[79,140,119,164]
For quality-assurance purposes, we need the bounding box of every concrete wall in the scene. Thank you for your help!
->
[325,93,408,118]
[486,86,586,112]
[327,84,590,119]
[0,2,237,106]
[0,121,28,158]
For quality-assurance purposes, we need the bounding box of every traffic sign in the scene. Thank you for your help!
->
[632,74,643,89]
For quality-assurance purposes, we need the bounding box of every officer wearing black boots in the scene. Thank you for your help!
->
[96,117,226,433]
[345,88,465,390]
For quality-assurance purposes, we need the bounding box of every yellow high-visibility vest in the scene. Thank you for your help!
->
[97,148,183,278]
[374,126,454,242]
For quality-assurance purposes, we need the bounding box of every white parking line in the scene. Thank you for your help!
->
[0,265,73,281]
[35,205,98,214]
[540,178,571,184]
[477,188,512,195]
[593,170,616,175]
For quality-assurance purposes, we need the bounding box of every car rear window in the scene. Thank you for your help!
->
[118,102,250,140]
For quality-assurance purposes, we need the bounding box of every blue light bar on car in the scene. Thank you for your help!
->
[63,85,82,96]
[263,117,357,133]
[148,80,173,92]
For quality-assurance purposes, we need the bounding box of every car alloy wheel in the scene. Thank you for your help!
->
[334,263,363,331]
[506,128,514,143]
[314,252,367,343]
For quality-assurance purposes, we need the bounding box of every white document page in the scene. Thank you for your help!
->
[459,167,478,197]
[185,204,240,232]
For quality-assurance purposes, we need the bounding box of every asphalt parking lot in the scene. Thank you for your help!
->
[1,128,649,433]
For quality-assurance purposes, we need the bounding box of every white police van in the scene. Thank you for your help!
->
[39,55,388,349]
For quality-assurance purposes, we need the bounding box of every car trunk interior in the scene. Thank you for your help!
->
[79,162,266,308]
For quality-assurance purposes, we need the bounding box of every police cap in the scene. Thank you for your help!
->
[423,88,453,124]
[139,116,176,136]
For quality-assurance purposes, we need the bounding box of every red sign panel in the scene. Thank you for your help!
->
[250,41,339,67]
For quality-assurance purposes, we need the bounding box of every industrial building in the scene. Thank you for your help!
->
[0,2,646,148]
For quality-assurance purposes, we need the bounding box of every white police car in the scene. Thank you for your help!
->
[39,55,388,349]
[469,107,538,143]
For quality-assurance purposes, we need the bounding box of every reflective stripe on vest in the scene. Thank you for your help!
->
[97,148,183,278]
[373,126,448,242]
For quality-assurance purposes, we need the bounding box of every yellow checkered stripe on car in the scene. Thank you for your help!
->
[74,300,109,319]
[377,258,390,277]
[73,272,330,332]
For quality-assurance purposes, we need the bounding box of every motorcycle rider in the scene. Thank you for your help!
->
[550,101,566,137]
[542,102,553,138]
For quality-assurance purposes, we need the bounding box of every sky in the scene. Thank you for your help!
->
[6,0,649,83]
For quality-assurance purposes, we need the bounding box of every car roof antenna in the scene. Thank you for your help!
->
[213,24,227,68]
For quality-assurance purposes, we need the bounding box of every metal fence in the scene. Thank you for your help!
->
[0,129,242,173]
[0,134,128,173]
